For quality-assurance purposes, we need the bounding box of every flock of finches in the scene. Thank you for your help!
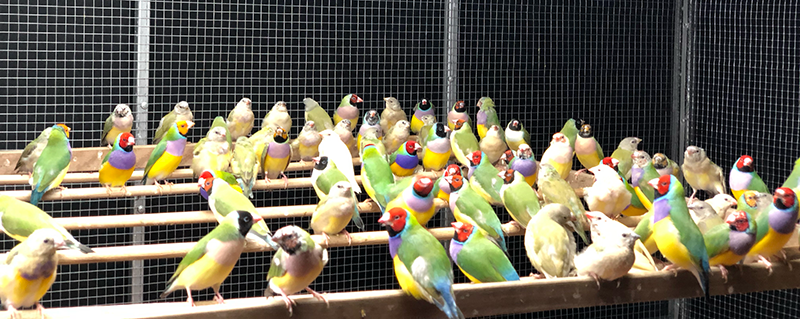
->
[1,95,798,319]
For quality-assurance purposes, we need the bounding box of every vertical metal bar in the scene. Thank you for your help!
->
[442,0,459,228]
[132,0,150,304]
[672,0,684,164]
[675,0,694,167]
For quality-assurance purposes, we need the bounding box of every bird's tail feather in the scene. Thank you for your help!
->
[351,191,364,229]
[30,187,45,206]
[436,283,464,319]
[690,266,710,298]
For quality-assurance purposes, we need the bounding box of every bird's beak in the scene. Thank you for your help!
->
[647,178,660,189]
[377,213,391,226]
[186,121,196,128]
[312,157,320,164]
[414,144,422,152]
[631,233,641,241]
[251,213,263,223]
[355,96,364,103]
[383,97,390,102]
[443,175,454,183]
[584,211,599,219]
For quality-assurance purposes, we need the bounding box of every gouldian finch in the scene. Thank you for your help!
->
[421,122,451,171]
[304,97,334,131]
[197,116,232,151]
[479,125,508,164]
[0,228,65,318]
[446,100,470,132]
[730,155,769,201]
[294,121,322,162]
[311,181,358,245]
[436,164,463,203]
[383,120,411,155]
[559,118,579,150]
[100,104,133,146]
[319,130,361,193]
[504,119,530,152]
[610,137,641,179]
[266,226,329,316]
[143,120,194,187]
[361,143,395,210]
[191,126,231,179]
[705,194,737,219]
[226,97,255,140]
[601,157,648,217]
[498,169,541,227]
[198,170,278,249]
[450,221,520,283]
[390,141,422,177]
[574,215,640,287]
[687,200,725,234]
[574,123,604,170]
[358,127,386,157]
[29,124,71,205]
[231,137,259,198]
[160,211,259,306]
[524,203,577,278]
[781,156,800,192]
[508,143,538,186]
[584,211,658,273]
[682,145,726,199]
[261,127,291,186]
[357,109,382,149]
[386,176,436,226]
[380,97,407,134]
[583,163,631,219]
[649,175,710,297]
[334,119,358,157]
[537,164,590,244]
[153,101,193,144]
[311,157,347,199]
[416,115,437,149]
[0,195,93,253]
[746,187,798,272]
[703,210,757,282]
[15,124,70,174]
[465,151,503,205]
[652,153,682,180]
[634,211,657,254]
[540,132,573,180]
[446,174,507,252]
[630,150,660,204]
[476,97,501,140]
[737,190,772,219]
[334,94,362,131]
[410,99,435,134]
[378,207,464,319]
[262,101,292,133]
[98,132,136,192]
[450,119,479,167]
[197,170,242,200]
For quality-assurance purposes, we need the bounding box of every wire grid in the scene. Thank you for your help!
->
[680,1,800,318]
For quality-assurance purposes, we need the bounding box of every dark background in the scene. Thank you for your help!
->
[0,0,797,317]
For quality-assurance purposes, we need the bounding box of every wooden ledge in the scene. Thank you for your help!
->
[4,250,800,319]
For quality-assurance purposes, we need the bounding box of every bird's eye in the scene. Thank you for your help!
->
[622,233,628,238]
[394,215,400,220]
[44,239,50,244]
[244,216,251,222]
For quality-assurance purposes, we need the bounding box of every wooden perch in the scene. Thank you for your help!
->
[5,249,800,319]
[54,199,449,230]
[35,224,526,265]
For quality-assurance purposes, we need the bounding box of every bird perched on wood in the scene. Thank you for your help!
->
[260,127,292,187]
[479,125,508,164]
[153,101,193,144]
[729,155,769,201]
[29,124,72,206]
[410,99,435,134]
[746,187,798,273]
[266,226,329,316]
[378,207,464,319]
[191,126,231,179]
[682,145,726,200]
[575,213,640,287]
[504,119,530,152]
[704,210,757,282]
[498,169,541,228]
[304,97,334,131]
[584,211,658,273]
[610,137,641,179]
[525,203,577,278]
[320,130,361,194]
[101,104,134,146]
[0,195,92,253]
[160,211,259,306]
[574,123,604,170]
[262,101,292,133]
[334,119,358,156]
[447,100,470,132]
[583,163,631,219]
[311,181,358,245]
[381,97,407,134]
[390,140,422,177]
[14,124,71,174]
[357,109,382,150]
[447,174,507,252]
[0,228,65,319]
[540,132,574,180]
[334,94,363,131]
[230,137,259,198]
[476,97,501,141]
[143,120,194,189]
[293,121,323,162]
[361,143,395,210]
[537,164,590,244]
[421,122,451,171]
[99,132,136,193]
[383,120,411,155]
[450,221,520,283]
[226,97,255,140]
[450,119,480,168]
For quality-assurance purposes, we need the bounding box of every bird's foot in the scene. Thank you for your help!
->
[529,273,546,279]
[214,292,226,304]
[104,185,113,195]
[340,229,352,246]
[757,255,774,275]
[718,265,729,283]
[58,186,68,191]
[322,233,331,247]
[779,250,793,271]
[688,190,697,203]
[36,302,45,319]
[121,184,130,195]
[589,273,601,290]
[153,181,165,195]
[271,288,297,316]
[281,173,289,189]
[503,220,523,229]
[363,198,374,204]
[7,304,19,319]
[186,288,196,307]
[661,264,679,277]
[305,287,329,308]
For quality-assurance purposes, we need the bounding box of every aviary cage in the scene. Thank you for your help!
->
[0,0,798,318]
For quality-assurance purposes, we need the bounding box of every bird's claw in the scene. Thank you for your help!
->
[341,229,352,246]
[214,292,226,304]
[322,233,331,247]
[305,287,329,308]
[282,173,289,189]
[757,255,774,276]
[718,265,729,283]
[589,273,601,290]
[529,273,546,279]
[503,220,523,229]
[661,264,679,277]
[6,304,19,319]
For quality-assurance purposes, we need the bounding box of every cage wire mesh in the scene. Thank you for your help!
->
[1,0,787,317]
[679,1,800,318]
